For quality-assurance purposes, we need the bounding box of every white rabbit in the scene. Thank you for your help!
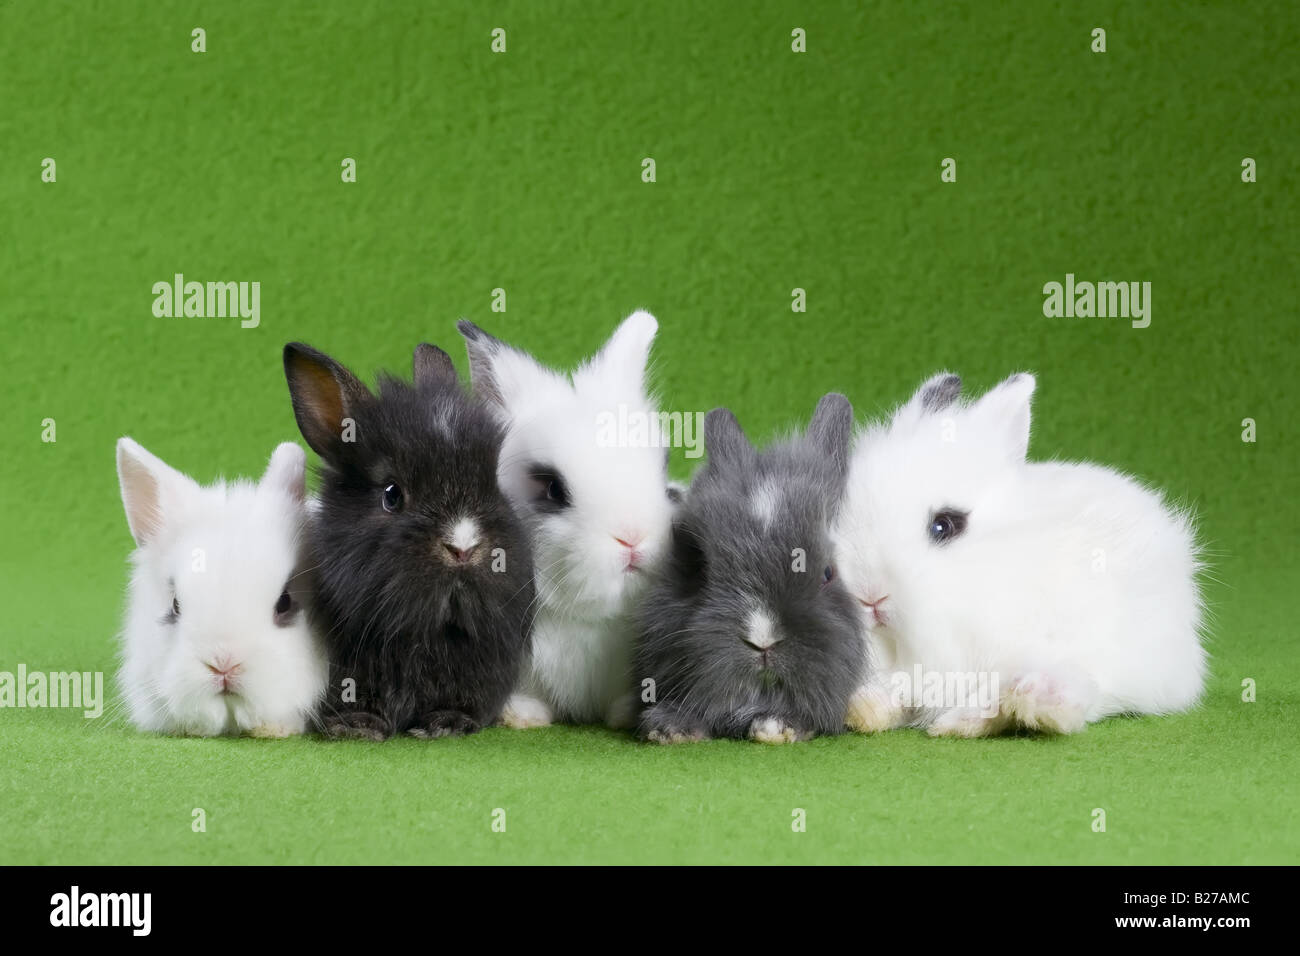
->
[458,311,676,727]
[832,372,1207,736]
[115,438,328,737]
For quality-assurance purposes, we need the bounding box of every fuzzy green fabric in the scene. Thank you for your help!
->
[1,0,1295,864]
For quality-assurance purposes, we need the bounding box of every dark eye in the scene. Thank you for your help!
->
[382,482,403,513]
[928,509,968,545]
[171,597,181,617]
[529,466,571,511]
[821,566,835,586]
[274,589,297,626]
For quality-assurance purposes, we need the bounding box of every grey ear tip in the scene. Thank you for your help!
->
[703,407,742,443]
[919,372,963,412]
[812,393,853,426]
[456,319,484,341]
[703,407,750,459]
[413,341,458,389]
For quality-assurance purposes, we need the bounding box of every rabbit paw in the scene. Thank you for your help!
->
[248,722,297,739]
[322,710,393,741]
[409,710,480,739]
[1001,672,1089,734]
[640,705,709,743]
[846,683,904,733]
[927,707,1004,738]
[499,693,554,729]
[646,726,708,744]
[748,717,810,744]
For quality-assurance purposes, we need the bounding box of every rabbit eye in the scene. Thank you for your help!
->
[165,596,180,622]
[382,482,403,513]
[547,478,570,506]
[274,589,297,626]
[928,509,968,545]
[821,566,835,586]
[528,465,571,511]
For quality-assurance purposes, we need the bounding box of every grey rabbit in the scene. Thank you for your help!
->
[634,394,866,743]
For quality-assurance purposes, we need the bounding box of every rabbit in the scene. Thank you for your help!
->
[283,341,535,740]
[115,438,327,737]
[457,311,676,729]
[633,394,867,743]
[832,371,1208,737]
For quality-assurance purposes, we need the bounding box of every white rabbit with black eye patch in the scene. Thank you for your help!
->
[832,372,1207,737]
[458,311,676,728]
[116,438,327,737]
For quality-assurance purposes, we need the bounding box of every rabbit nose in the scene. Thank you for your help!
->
[615,534,645,571]
[204,656,241,677]
[204,657,243,693]
[743,611,781,651]
[443,518,482,564]
[859,595,890,626]
[443,543,478,563]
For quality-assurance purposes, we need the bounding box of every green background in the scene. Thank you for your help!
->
[1,1,1295,864]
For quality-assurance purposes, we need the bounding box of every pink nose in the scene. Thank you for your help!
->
[205,658,243,691]
[615,534,645,570]
[859,595,890,624]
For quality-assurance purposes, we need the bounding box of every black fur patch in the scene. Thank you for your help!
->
[285,345,535,739]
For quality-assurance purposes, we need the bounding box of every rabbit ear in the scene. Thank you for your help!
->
[413,343,458,390]
[116,437,200,546]
[970,372,1036,462]
[704,407,755,470]
[457,319,553,412]
[909,372,963,415]
[806,393,854,478]
[585,309,658,393]
[262,442,306,503]
[283,343,371,462]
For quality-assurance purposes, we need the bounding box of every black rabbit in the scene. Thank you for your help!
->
[284,342,534,739]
